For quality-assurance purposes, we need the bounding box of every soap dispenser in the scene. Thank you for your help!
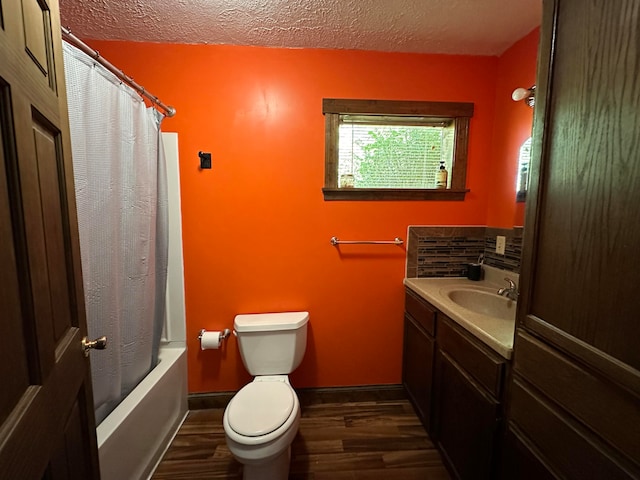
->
[435,161,448,189]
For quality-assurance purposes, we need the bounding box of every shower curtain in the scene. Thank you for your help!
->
[62,42,168,424]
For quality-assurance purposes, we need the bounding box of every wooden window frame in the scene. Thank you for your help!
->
[322,98,473,201]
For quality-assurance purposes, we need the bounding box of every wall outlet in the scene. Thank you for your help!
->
[496,235,506,255]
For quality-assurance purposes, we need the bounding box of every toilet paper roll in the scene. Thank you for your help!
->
[200,331,222,350]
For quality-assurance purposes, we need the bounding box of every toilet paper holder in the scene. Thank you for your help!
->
[198,328,231,341]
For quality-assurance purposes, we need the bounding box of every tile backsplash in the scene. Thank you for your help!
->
[483,227,523,273]
[406,226,523,278]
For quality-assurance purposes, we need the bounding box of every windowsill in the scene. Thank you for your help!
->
[322,188,469,201]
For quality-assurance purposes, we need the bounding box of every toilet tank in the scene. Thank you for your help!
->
[234,311,309,376]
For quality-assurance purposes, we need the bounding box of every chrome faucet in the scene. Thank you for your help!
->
[497,278,519,301]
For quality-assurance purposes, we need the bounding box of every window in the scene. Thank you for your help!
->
[323,99,474,201]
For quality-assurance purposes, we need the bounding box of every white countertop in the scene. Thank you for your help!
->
[403,267,518,359]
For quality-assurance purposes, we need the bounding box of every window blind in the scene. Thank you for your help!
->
[338,121,454,189]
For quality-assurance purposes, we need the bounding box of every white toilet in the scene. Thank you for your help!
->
[223,311,309,480]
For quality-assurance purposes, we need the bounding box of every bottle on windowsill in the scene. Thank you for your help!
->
[435,161,448,189]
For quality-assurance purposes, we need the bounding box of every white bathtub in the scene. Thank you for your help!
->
[97,346,188,480]
[96,133,188,480]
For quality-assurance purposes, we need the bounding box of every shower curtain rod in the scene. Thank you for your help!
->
[61,26,176,118]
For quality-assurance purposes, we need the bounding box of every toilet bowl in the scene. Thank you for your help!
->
[222,311,309,480]
[223,377,301,480]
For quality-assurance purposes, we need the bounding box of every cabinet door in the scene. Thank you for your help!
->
[435,350,500,480]
[402,315,435,432]
[523,0,640,375]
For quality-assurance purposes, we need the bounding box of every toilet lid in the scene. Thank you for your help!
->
[227,382,295,437]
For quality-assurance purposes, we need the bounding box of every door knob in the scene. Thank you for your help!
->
[82,336,107,357]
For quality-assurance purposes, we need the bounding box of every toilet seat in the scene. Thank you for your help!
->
[227,381,295,437]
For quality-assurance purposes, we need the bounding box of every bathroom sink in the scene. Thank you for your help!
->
[445,288,516,321]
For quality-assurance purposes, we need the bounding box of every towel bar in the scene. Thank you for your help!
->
[330,236,403,246]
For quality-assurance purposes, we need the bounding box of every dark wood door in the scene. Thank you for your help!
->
[506,0,640,477]
[0,1,100,478]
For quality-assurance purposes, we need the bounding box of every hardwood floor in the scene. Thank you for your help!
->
[152,399,451,479]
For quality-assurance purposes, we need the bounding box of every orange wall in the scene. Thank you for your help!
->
[86,41,501,393]
[487,28,540,227]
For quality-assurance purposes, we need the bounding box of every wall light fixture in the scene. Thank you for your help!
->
[512,85,536,108]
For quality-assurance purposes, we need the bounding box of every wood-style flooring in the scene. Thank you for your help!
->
[152,398,451,479]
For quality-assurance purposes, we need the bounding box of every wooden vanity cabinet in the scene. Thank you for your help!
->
[434,315,506,480]
[501,1,640,478]
[402,289,508,479]
[402,289,436,433]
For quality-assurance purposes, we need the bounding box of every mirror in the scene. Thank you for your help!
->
[516,137,531,203]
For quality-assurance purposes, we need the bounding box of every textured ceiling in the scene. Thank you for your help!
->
[59,0,542,56]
